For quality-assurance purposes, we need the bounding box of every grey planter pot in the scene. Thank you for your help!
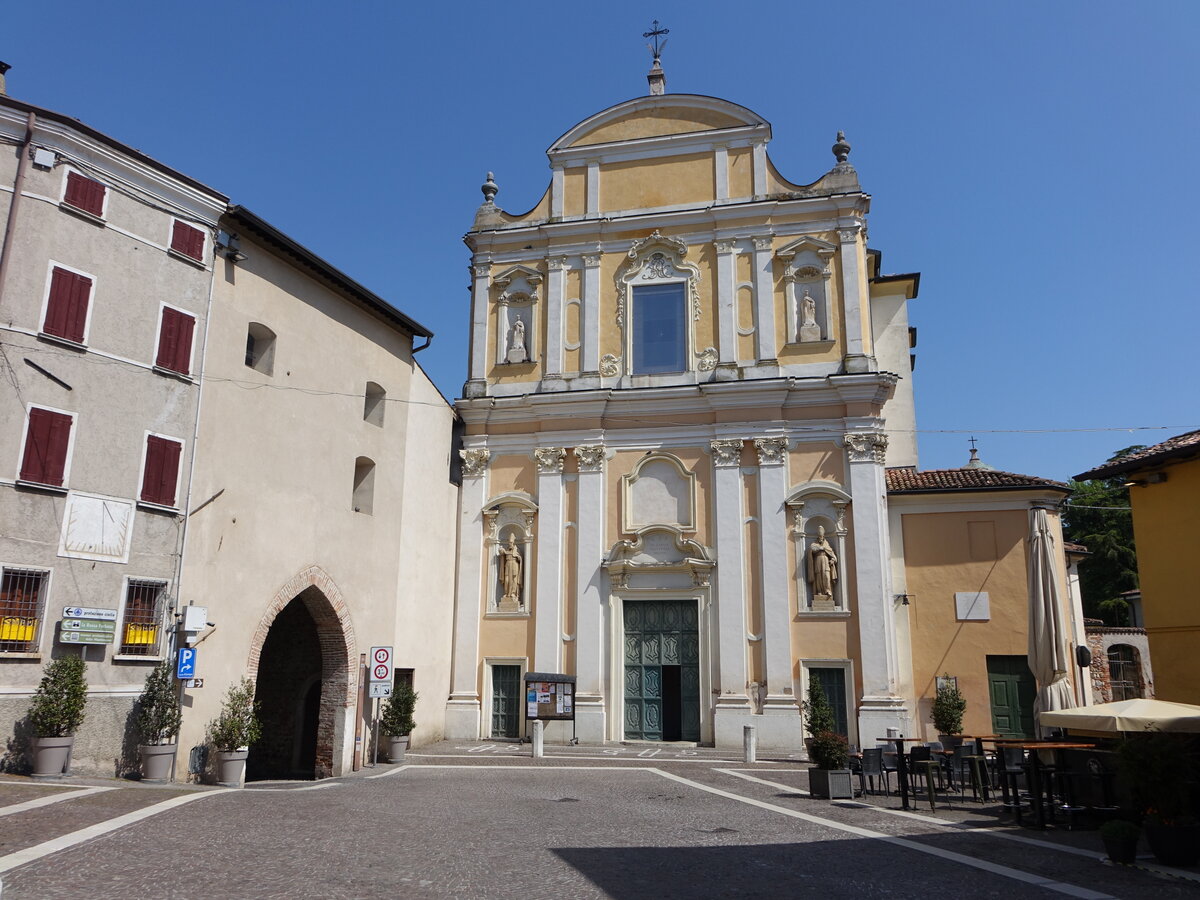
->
[32,735,73,777]
[139,743,177,782]
[809,767,854,799]
[388,735,410,763]
[216,749,249,787]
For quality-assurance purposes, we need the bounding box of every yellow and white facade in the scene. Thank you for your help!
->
[446,82,924,751]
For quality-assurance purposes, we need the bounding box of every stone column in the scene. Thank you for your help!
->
[714,144,729,202]
[844,431,909,739]
[542,258,567,391]
[715,241,737,376]
[838,225,873,373]
[533,447,566,672]
[752,141,767,198]
[550,166,564,218]
[581,254,601,375]
[751,237,778,364]
[573,444,606,742]
[753,438,802,738]
[464,263,490,398]
[586,160,600,217]
[445,448,490,738]
[711,439,752,747]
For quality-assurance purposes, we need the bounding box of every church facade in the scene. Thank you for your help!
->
[446,69,936,752]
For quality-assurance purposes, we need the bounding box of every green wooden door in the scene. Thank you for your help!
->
[808,667,849,738]
[491,664,521,738]
[624,601,700,741]
[987,655,1036,738]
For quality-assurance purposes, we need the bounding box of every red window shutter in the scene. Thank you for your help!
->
[171,221,205,261]
[155,307,194,374]
[43,267,91,344]
[142,436,182,506]
[20,408,72,486]
[64,172,106,217]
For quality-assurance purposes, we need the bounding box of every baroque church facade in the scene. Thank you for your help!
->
[446,64,934,752]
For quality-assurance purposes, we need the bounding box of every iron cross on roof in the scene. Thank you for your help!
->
[644,20,669,61]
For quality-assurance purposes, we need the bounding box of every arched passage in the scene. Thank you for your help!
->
[246,567,356,780]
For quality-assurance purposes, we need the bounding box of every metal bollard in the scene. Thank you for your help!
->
[532,719,544,759]
[743,724,757,764]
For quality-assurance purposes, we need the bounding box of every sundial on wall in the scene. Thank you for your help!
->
[60,493,135,562]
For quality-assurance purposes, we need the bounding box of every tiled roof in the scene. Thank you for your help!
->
[885,466,1070,494]
[1076,429,1200,480]
[1063,541,1089,555]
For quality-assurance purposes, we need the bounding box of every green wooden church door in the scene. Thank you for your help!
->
[987,655,1037,738]
[623,600,700,741]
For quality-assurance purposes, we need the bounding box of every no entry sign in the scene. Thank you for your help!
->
[369,646,393,683]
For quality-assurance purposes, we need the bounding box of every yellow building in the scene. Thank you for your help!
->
[444,62,1085,750]
[1076,431,1200,705]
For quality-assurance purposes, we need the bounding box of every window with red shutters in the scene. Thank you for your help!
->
[155,307,195,374]
[19,408,73,487]
[140,435,182,507]
[42,266,92,344]
[63,172,106,217]
[170,221,205,261]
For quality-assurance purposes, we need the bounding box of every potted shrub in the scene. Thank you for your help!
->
[135,661,182,782]
[28,654,88,777]
[808,730,854,799]
[1116,732,1200,867]
[801,677,837,758]
[931,674,966,747]
[208,677,261,786]
[381,683,418,763]
[1099,819,1141,865]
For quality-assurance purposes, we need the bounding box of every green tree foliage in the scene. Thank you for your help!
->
[136,661,182,745]
[931,674,967,735]
[381,683,418,737]
[1063,446,1142,625]
[208,678,262,751]
[802,677,837,738]
[29,655,88,737]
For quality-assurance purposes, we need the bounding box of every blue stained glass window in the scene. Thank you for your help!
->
[632,283,686,374]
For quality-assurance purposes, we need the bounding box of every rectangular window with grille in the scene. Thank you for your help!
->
[119,580,166,656]
[0,567,48,653]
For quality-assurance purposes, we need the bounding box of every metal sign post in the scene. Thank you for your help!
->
[367,646,393,768]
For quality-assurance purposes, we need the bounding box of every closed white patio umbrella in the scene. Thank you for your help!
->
[1028,506,1073,731]
[1039,699,1200,734]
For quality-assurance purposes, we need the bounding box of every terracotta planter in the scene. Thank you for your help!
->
[809,767,854,799]
[139,744,177,782]
[216,749,249,787]
[32,735,73,777]
[1145,821,1200,868]
[388,735,410,763]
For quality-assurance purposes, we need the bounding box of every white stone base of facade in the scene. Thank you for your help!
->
[713,704,803,753]
[444,698,482,739]
[856,696,913,743]
[573,701,606,744]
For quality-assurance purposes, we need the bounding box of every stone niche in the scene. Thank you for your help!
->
[776,236,836,345]
[492,265,541,366]
[621,453,697,533]
[785,482,851,613]
[482,492,537,615]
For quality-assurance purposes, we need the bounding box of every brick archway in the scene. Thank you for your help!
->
[247,566,356,777]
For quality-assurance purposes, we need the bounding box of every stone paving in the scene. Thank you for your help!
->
[0,741,1197,899]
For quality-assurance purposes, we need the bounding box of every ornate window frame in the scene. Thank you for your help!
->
[785,481,851,614]
[492,265,542,366]
[614,231,703,378]
[482,491,537,616]
[620,452,697,533]
[776,236,836,345]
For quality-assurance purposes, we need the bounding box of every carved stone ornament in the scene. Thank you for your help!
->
[696,347,718,372]
[473,264,491,278]
[714,240,734,254]
[616,230,703,329]
[574,445,606,472]
[837,226,861,243]
[844,432,888,464]
[752,236,774,251]
[535,447,567,474]
[710,439,743,467]
[795,265,823,279]
[753,437,788,466]
[599,353,621,377]
[459,448,491,477]
[546,256,568,270]
[582,254,601,267]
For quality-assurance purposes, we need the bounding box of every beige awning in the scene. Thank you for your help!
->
[1039,698,1200,733]
[1028,507,1073,729]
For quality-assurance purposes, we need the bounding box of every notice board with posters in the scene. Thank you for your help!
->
[523,672,576,721]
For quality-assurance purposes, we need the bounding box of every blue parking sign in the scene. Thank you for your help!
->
[177,647,197,679]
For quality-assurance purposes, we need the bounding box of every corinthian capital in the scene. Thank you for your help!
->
[710,439,744,467]
[844,432,888,464]
[459,448,491,477]
[535,447,567,474]
[753,437,789,466]
[574,445,606,472]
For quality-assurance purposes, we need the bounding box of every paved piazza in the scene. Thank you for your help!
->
[2,743,1198,899]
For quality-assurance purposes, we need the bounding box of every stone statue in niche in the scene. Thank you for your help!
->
[807,526,838,610]
[498,534,524,608]
[798,287,821,343]
[507,315,529,364]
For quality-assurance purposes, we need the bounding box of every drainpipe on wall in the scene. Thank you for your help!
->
[0,107,35,308]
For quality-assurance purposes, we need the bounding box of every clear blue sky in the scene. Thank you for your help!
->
[6,0,1197,481]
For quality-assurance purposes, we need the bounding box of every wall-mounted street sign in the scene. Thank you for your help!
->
[369,646,393,683]
[176,647,197,679]
[368,683,392,699]
[60,629,113,645]
[185,678,204,689]
[61,606,118,621]
[58,614,117,644]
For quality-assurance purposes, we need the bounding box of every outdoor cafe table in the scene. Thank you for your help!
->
[876,737,925,811]
[990,741,1095,829]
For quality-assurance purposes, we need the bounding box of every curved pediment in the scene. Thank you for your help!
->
[549,94,769,153]
[604,525,715,591]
